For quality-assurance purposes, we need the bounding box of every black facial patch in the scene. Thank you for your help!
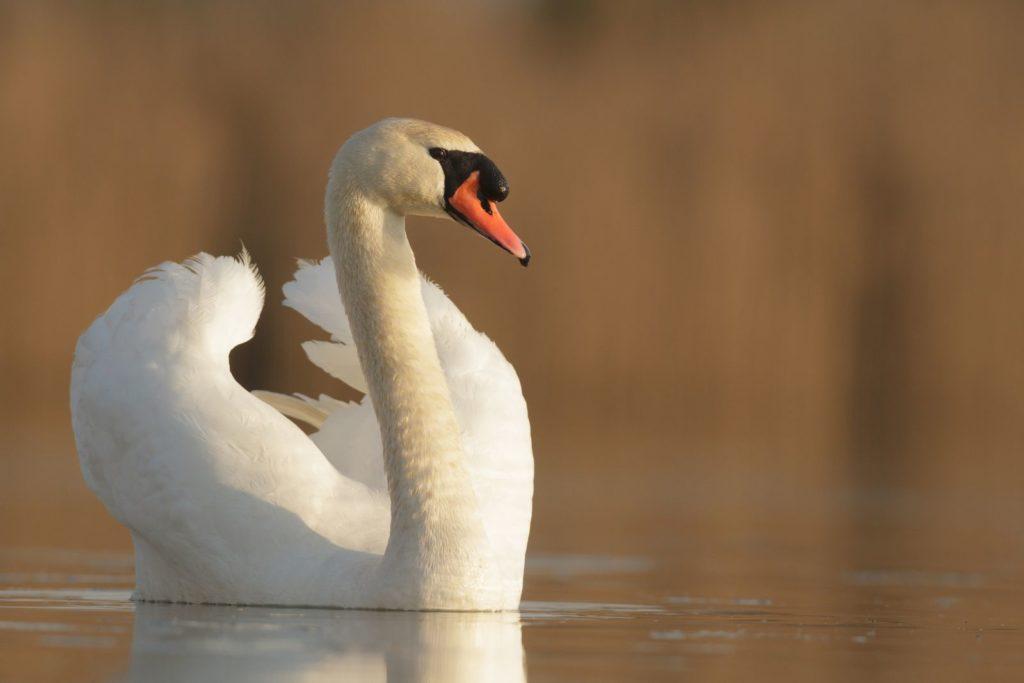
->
[428,148,510,205]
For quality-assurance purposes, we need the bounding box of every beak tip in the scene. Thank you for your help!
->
[518,244,531,267]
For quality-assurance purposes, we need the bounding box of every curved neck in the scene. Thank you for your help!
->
[326,185,490,577]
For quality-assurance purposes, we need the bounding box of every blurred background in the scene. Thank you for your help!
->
[3,0,1024,632]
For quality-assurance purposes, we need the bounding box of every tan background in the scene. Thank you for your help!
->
[2,0,1024,566]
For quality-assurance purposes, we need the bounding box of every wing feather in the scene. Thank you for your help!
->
[282,258,368,394]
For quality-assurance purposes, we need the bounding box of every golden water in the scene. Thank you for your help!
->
[3,470,1022,682]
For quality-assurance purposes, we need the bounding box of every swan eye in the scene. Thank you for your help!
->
[429,147,448,160]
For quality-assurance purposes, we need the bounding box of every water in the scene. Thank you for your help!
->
[4,453,1024,680]
[2,542,1023,682]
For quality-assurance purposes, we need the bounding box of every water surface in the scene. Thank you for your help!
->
[2,537,1023,681]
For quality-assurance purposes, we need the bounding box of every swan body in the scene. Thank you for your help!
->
[71,119,533,610]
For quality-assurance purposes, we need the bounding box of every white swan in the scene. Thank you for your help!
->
[70,118,534,611]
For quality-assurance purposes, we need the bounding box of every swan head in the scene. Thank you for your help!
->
[329,118,530,266]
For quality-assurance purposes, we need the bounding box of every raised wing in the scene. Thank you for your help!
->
[71,253,389,603]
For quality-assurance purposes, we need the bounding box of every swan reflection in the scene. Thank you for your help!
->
[126,602,526,682]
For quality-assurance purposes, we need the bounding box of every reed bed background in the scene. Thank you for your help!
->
[2,0,1023,567]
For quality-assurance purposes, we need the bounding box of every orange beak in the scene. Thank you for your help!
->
[447,171,530,266]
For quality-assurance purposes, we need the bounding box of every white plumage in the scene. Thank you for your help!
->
[71,119,534,610]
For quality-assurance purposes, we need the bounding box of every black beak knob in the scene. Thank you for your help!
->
[477,156,510,203]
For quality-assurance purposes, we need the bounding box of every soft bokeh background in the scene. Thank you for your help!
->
[2,0,1024,677]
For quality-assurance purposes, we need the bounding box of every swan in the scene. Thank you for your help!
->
[70,118,534,611]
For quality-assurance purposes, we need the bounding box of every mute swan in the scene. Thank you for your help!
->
[71,118,534,611]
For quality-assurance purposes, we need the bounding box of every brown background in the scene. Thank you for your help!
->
[2,0,1024,570]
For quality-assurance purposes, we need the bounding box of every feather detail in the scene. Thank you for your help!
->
[282,257,368,393]
[252,390,330,428]
[301,340,368,394]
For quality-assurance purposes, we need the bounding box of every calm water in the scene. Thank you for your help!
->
[4,449,1024,681]
[2,535,1023,682]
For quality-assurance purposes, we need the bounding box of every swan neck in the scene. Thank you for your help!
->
[326,187,487,568]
